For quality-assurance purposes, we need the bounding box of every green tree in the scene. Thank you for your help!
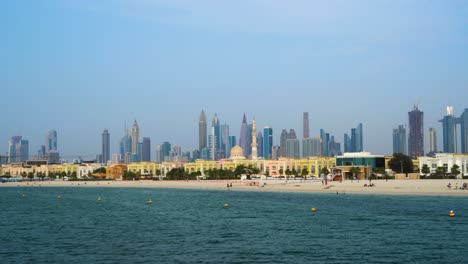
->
[388,153,414,173]
[421,164,430,177]
[27,172,34,180]
[301,168,309,180]
[285,168,291,180]
[94,167,107,174]
[123,171,138,180]
[291,168,298,179]
[435,167,446,178]
[279,168,284,176]
[320,167,330,177]
[451,164,461,176]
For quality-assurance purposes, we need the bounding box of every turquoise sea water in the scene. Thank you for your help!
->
[0,187,467,264]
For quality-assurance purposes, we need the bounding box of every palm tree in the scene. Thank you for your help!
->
[301,168,309,180]
[451,164,461,178]
[279,168,284,177]
[285,168,291,180]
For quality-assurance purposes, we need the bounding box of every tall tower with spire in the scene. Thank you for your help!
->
[239,113,250,158]
[131,120,139,155]
[199,110,207,151]
[251,117,258,159]
[210,113,220,160]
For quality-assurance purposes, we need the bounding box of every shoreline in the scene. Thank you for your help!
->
[2,179,468,197]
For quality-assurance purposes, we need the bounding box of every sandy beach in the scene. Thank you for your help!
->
[2,179,468,196]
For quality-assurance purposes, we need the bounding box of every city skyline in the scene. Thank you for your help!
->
[2,1,468,159]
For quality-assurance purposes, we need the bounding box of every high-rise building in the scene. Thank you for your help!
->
[155,144,162,162]
[228,136,236,157]
[8,136,29,163]
[37,145,46,160]
[131,120,139,155]
[239,113,250,158]
[221,124,230,159]
[46,130,58,153]
[440,106,458,153]
[102,129,110,164]
[408,106,424,159]
[142,137,151,161]
[303,137,322,157]
[393,125,407,154]
[460,108,468,154]
[280,129,288,157]
[328,136,341,157]
[263,127,273,159]
[210,114,220,160]
[120,132,132,164]
[286,139,300,158]
[199,110,207,151]
[272,146,280,160]
[303,112,309,139]
[247,124,253,158]
[428,128,437,153]
[251,118,258,159]
[320,129,330,157]
[192,150,200,161]
[257,132,263,158]
[161,142,171,162]
[344,133,352,153]
[46,130,59,163]
[348,123,363,152]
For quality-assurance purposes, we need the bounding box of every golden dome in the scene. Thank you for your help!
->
[230,145,245,159]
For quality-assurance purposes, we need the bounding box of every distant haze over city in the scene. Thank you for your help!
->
[2,1,468,159]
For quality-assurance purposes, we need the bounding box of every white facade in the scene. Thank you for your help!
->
[418,153,468,178]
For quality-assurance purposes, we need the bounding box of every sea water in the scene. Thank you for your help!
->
[0,187,467,263]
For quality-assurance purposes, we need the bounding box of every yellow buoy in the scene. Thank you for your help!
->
[57,195,62,199]
[21,194,27,197]
[148,199,153,204]
[97,196,102,202]
[224,203,229,207]
[449,210,455,217]
[311,208,317,212]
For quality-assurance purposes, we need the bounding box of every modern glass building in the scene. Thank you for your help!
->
[302,137,322,157]
[257,132,263,158]
[239,114,250,158]
[392,125,406,154]
[102,129,110,164]
[408,106,424,159]
[263,127,273,159]
[440,108,457,153]
[199,110,207,151]
[336,153,385,169]
[142,137,151,161]
[428,128,437,153]
[320,129,330,157]
[344,133,351,153]
[461,108,468,154]
[161,142,171,162]
[286,138,300,158]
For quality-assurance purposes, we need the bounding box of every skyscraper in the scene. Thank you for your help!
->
[344,133,352,153]
[328,136,341,157]
[440,106,457,153]
[257,132,263,158]
[46,129,59,163]
[228,136,236,157]
[131,120,139,155]
[428,128,438,153]
[239,113,250,158]
[392,125,406,154]
[263,127,273,159]
[199,110,207,151]
[155,144,162,162]
[210,114,221,160]
[272,146,280,160]
[280,129,288,157]
[303,137,322,157]
[8,136,28,163]
[348,123,363,152]
[286,139,300,158]
[161,142,171,162]
[102,129,110,164]
[221,124,230,159]
[142,137,151,161]
[120,131,132,164]
[251,118,258,159]
[460,108,468,154]
[303,112,309,139]
[408,106,424,159]
[320,129,329,157]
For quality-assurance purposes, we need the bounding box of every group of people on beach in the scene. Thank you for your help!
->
[447,182,468,190]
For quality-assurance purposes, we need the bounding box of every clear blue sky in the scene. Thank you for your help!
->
[2,0,468,159]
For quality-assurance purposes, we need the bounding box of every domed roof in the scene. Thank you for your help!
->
[230,145,245,159]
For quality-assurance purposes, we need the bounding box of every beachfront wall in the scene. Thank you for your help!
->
[394,173,420,180]
[418,154,468,178]
[333,166,372,180]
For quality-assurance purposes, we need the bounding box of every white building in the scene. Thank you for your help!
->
[418,153,468,178]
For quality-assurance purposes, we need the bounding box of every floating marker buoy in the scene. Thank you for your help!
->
[449,210,455,217]
[148,199,153,204]
[21,194,27,197]
[98,196,102,202]
[57,195,62,199]
[224,203,229,207]
[311,208,317,212]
